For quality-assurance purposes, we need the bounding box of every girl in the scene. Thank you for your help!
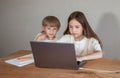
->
[57,11,103,61]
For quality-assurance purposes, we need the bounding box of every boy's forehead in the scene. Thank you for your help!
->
[45,25,58,28]
[44,25,58,29]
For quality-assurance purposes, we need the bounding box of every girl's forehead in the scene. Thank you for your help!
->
[69,19,82,26]
[70,19,79,23]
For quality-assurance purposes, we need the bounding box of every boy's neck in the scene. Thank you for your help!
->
[47,36,56,40]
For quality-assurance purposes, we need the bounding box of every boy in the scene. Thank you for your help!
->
[34,16,60,42]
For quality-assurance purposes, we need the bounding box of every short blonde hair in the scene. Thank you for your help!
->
[42,16,60,29]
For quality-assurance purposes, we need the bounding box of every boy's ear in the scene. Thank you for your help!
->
[41,26,46,33]
[42,26,45,31]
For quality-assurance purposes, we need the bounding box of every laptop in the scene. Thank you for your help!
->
[30,41,86,70]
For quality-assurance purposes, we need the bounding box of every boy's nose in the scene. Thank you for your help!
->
[49,30,54,34]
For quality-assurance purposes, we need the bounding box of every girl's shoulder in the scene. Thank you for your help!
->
[62,34,73,38]
[57,34,74,42]
[61,34,74,40]
[89,37,99,42]
[88,37,100,45]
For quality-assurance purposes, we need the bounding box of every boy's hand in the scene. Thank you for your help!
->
[36,33,47,41]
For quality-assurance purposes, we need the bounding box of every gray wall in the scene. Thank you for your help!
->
[0,0,120,58]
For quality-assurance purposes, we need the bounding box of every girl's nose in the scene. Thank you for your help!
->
[72,28,76,32]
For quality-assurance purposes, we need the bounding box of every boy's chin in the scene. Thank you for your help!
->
[48,37,55,40]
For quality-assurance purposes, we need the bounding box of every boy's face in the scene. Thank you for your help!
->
[43,26,58,39]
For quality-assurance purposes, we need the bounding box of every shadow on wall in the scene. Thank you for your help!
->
[96,12,120,59]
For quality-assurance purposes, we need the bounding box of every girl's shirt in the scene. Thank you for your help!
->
[34,33,57,42]
[57,35,102,57]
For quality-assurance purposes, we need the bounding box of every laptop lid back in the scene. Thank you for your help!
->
[30,41,79,70]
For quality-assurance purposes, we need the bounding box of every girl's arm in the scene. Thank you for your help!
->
[77,51,103,61]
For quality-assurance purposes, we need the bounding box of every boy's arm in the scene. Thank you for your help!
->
[35,33,47,41]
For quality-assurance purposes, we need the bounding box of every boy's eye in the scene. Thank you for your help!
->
[53,27,57,30]
[47,28,50,30]
[47,27,57,30]
[47,27,51,30]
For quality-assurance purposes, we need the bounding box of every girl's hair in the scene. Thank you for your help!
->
[42,16,60,29]
[64,11,103,49]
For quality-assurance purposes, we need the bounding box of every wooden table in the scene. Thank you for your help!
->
[0,50,120,78]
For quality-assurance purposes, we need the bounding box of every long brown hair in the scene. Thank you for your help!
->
[64,11,103,49]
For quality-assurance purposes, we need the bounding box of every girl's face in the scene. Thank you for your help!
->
[69,19,84,41]
[43,26,58,39]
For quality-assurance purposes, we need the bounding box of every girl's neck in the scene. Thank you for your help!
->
[74,35,85,41]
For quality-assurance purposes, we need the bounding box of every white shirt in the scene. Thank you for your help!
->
[57,35,102,56]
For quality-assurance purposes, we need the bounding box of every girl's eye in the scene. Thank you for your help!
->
[75,26,80,28]
[69,25,80,29]
[69,25,73,28]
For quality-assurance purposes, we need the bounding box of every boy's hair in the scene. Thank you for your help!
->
[64,11,103,49]
[42,16,60,29]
